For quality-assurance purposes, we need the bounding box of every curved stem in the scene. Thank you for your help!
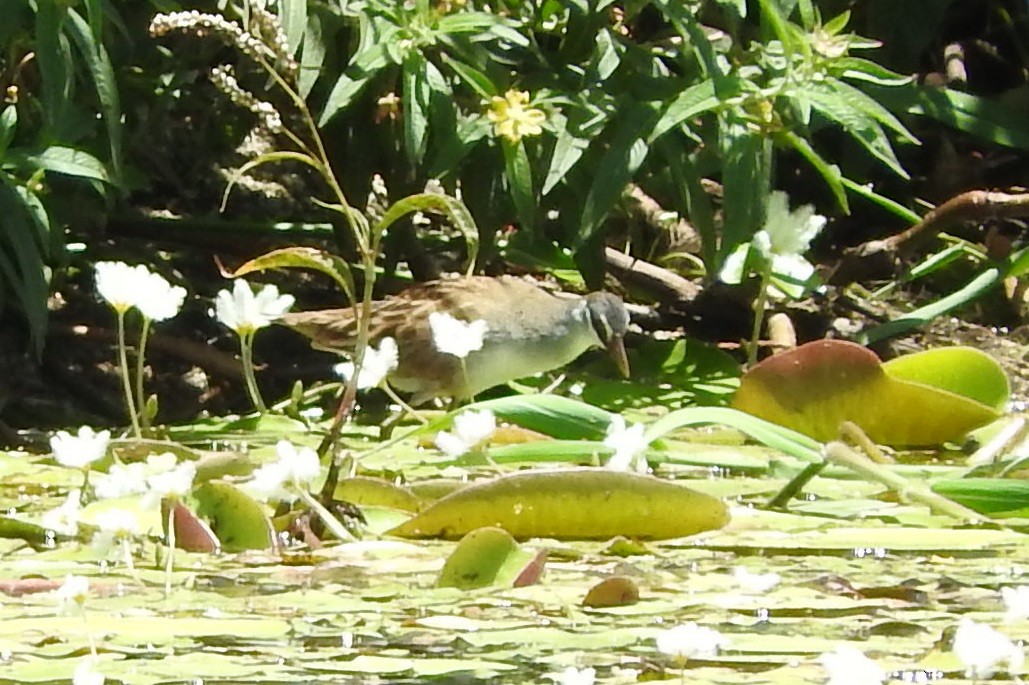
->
[135,316,152,432]
[116,310,141,438]
[240,331,267,413]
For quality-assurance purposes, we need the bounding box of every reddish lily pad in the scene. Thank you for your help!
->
[387,468,729,541]
[732,340,1001,445]
[436,526,544,589]
[162,498,219,553]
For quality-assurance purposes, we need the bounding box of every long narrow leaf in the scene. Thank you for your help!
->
[374,193,479,275]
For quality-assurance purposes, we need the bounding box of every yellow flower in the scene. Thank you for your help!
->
[486,89,546,143]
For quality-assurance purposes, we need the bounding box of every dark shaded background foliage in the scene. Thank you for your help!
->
[0,0,1027,429]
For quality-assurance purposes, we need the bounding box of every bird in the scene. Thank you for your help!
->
[279,275,631,404]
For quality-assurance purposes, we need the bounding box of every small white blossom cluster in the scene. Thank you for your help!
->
[149,12,280,68]
[210,66,283,132]
[95,262,186,320]
[953,618,1024,679]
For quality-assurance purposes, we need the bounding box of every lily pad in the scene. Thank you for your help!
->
[732,340,1001,445]
[882,346,1009,411]
[193,482,276,552]
[582,576,640,607]
[437,526,544,589]
[387,468,729,540]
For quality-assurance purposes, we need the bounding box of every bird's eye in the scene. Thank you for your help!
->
[591,313,612,342]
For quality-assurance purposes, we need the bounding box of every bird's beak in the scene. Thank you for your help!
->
[606,335,630,378]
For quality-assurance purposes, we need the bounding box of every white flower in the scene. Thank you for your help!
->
[655,622,729,661]
[334,337,399,389]
[93,461,149,499]
[245,440,321,503]
[95,261,152,314]
[603,415,649,473]
[556,666,595,685]
[143,457,196,507]
[136,270,186,321]
[73,657,105,685]
[214,279,295,335]
[50,426,110,469]
[817,645,886,685]
[435,409,497,457]
[733,566,781,594]
[1002,585,1029,623]
[42,490,82,536]
[759,190,827,258]
[56,574,90,612]
[90,508,142,558]
[952,618,1024,679]
[428,312,487,358]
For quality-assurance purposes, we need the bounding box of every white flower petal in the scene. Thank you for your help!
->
[655,622,728,660]
[429,312,488,358]
[1002,585,1029,623]
[817,645,886,685]
[50,426,111,469]
[953,618,1024,679]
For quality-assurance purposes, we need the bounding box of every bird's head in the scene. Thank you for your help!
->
[584,292,631,378]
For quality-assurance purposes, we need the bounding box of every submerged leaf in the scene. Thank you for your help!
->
[388,468,729,540]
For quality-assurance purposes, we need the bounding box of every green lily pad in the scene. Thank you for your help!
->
[582,576,640,607]
[193,482,276,552]
[732,340,1001,445]
[387,468,729,540]
[333,476,423,512]
[882,346,1010,411]
[436,526,544,589]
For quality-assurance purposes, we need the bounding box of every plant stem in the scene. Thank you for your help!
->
[116,311,142,438]
[747,264,773,367]
[136,316,152,432]
[164,502,176,597]
[240,331,267,413]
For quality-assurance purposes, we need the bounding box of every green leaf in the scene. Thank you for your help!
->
[652,80,719,140]
[801,84,909,179]
[541,113,589,195]
[859,267,1003,343]
[835,57,913,87]
[440,53,496,99]
[22,146,109,184]
[229,246,355,303]
[298,12,326,98]
[65,8,123,185]
[719,115,771,260]
[502,139,534,231]
[374,193,479,275]
[578,102,660,244]
[0,105,16,156]
[402,55,430,165]
[882,347,1010,412]
[333,476,423,513]
[388,468,729,540]
[318,20,397,126]
[436,526,543,589]
[866,82,1029,151]
[193,482,277,552]
[731,340,1001,445]
[0,181,49,356]
[931,478,1029,517]
[279,0,307,57]
[841,178,921,223]
[472,394,613,439]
